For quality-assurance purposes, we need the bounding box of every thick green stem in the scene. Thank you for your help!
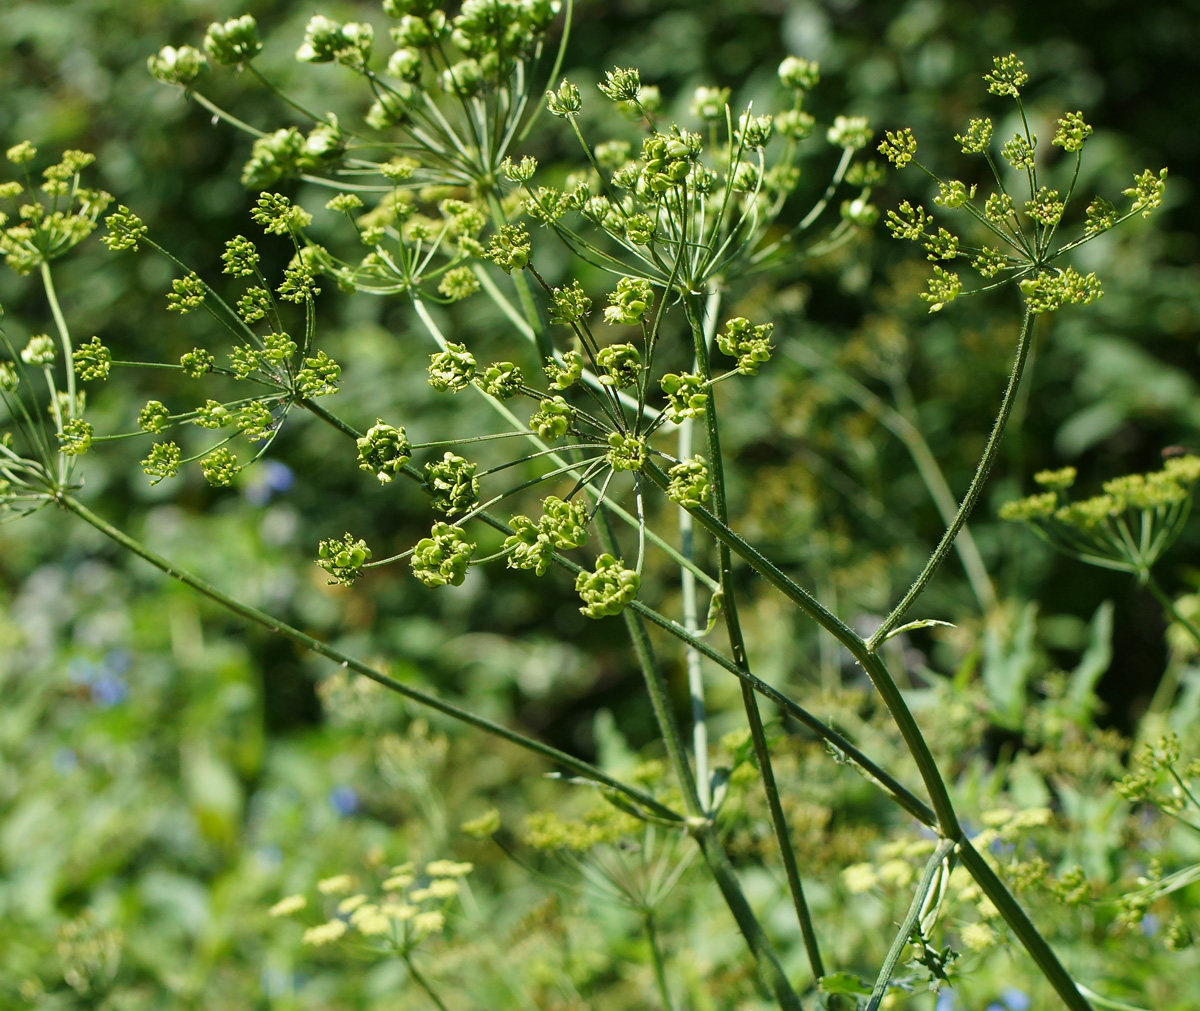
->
[57,494,681,824]
[869,308,1035,649]
[39,262,75,418]
[685,291,825,981]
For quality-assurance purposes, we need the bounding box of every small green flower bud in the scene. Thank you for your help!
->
[317,532,372,585]
[422,452,479,515]
[549,281,591,325]
[716,317,774,374]
[775,109,815,142]
[955,117,993,155]
[297,16,373,68]
[575,553,640,618]
[1025,187,1064,226]
[984,53,1028,98]
[166,272,205,313]
[660,372,707,423]
[102,206,147,252]
[690,86,729,122]
[412,522,474,587]
[603,277,654,326]
[73,337,111,381]
[736,113,773,150]
[251,192,312,235]
[456,355,512,403]
[885,201,932,241]
[141,441,182,484]
[295,350,342,396]
[1034,467,1077,490]
[148,45,208,87]
[194,399,233,429]
[539,495,588,549]
[840,197,878,227]
[326,193,364,215]
[546,79,582,117]
[1124,168,1168,218]
[933,180,976,210]
[58,418,93,456]
[598,67,641,103]
[237,400,274,442]
[595,343,641,387]
[440,58,484,97]
[179,348,214,378]
[0,362,18,393]
[277,260,320,303]
[920,266,961,313]
[878,128,917,168]
[594,140,631,170]
[437,265,480,302]
[778,56,819,92]
[1001,134,1035,171]
[606,432,646,472]
[1084,197,1118,236]
[827,115,873,151]
[221,235,259,276]
[137,400,170,433]
[6,141,36,165]
[1052,111,1092,153]
[545,350,583,390]
[387,46,423,82]
[484,223,530,273]
[501,155,538,183]
[261,332,298,364]
[503,514,553,576]
[428,342,476,392]
[201,446,240,487]
[971,247,1009,277]
[357,419,412,483]
[667,457,710,508]
[236,287,271,323]
[984,192,1015,225]
[203,15,262,65]
[21,334,55,366]
[530,395,574,440]
[998,492,1058,522]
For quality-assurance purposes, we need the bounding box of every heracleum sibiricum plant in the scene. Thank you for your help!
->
[0,7,1177,1005]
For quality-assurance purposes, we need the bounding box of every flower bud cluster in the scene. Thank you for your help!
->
[575,553,641,618]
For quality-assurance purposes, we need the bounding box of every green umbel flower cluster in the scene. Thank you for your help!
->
[595,343,641,388]
[1001,456,1200,577]
[529,396,574,440]
[878,52,1166,316]
[716,317,774,375]
[317,533,372,586]
[667,457,711,508]
[411,522,474,587]
[72,337,111,381]
[357,421,412,483]
[575,554,640,618]
[422,452,479,515]
[659,373,707,423]
[428,343,476,392]
[504,495,589,576]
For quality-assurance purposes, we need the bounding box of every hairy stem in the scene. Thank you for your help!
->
[869,308,1035,649]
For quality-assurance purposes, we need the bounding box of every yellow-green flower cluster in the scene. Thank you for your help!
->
[269,858,474,953]
[1002,456,1200,576]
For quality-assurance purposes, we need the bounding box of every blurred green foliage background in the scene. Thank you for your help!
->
[2,1,1199,1007]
